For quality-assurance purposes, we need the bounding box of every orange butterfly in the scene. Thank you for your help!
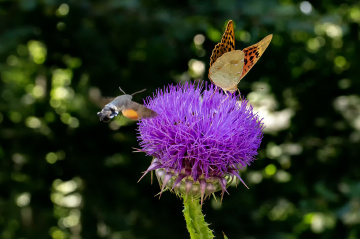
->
[208,20,272,93]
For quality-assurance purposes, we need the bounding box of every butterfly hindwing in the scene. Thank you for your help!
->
[240,34,273,80]
[208,50,244,92]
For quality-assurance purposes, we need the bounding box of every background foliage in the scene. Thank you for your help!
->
[1,0,360,238]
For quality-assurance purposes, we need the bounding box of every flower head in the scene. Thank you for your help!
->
[137,82,264,202]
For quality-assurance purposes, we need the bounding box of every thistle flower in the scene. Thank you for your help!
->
[137,82,263,202]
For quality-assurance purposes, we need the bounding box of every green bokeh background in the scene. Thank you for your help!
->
[1,0,360,238]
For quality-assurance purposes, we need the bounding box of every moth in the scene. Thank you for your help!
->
[97,87,157,122]
[208,20,273,93]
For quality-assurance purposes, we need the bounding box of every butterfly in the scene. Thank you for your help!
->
[208,20,273,93]
[97,87,157,122]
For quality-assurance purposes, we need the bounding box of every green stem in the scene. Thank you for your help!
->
[182,195,214,239]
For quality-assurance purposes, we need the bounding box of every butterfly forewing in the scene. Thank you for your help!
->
[209,43,224,66]
[209,20,235,67]
[220,20,235,50]
[240,34,273,80]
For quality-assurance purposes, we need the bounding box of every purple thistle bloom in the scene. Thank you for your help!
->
[137,82,264,202]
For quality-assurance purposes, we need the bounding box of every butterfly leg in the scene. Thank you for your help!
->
[237,88,241,96]
[220,92,229,106]
[210,86,220,99]
[237,88,243,102]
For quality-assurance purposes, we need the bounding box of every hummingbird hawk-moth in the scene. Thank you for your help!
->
[97,87,157,122]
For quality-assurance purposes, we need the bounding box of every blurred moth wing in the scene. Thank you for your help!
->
[208,50,244,92]
[122,101,158,120]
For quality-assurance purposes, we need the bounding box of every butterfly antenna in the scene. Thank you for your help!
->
[118,86,127,95]
[131,88,146,96]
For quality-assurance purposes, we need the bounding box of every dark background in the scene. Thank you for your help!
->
[1,0,360,238]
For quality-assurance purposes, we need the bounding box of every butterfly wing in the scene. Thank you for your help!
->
[240,34,273,80]
[209,21,272,92]
[208,50,244,92]
[209,20,235,67]
[122,101,157,121]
